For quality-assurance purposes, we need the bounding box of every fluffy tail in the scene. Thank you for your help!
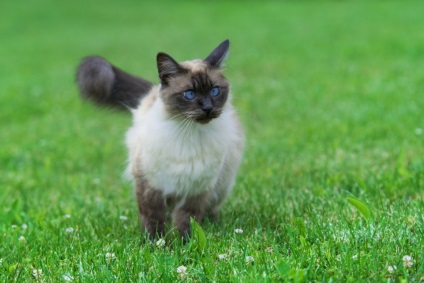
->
[76,56,154,110]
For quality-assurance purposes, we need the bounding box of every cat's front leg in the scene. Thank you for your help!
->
[135,179,166,239]
[173,192,209,238]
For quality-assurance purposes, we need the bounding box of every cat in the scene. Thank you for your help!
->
[76,40,245,239]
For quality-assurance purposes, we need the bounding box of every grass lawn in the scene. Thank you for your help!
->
[1,0,423,282]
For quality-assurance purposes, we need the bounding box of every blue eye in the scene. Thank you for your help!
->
[183,90,196,100]
[210,86,220,97]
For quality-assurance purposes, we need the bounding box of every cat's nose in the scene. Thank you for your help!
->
[202,106,212,116]
[200,98,213,116]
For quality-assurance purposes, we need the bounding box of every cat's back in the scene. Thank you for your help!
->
[130,85,160,123]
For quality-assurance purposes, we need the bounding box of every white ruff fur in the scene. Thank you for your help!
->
[126,86,243,200]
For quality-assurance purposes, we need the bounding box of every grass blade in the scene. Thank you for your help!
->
[190,217,207,252]
[347,196,371,220]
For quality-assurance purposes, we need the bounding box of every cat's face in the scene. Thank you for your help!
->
[157,40,230,124]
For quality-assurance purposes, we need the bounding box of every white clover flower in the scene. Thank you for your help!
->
[234,228,244,234]
[11,225,17,229]
[387,265,397,273]
[32,268,43,279]
[21,224,28,230]
[352,254,358,260]
[63,274,74,282]
[402,255,412,261]
[65,227,74,233]
[18,236,26,242]
[156,238,166,248]
[176,265,187,277]
[266,247,274,253]
[119,215,128,221]
[105,253,116,261]
[245,256,255,263]
[402,255,413,268]
[64,214,71,219]
[218,254,227,260]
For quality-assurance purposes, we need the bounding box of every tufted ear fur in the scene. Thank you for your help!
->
[157,52,187,85]
[204,39,230,68]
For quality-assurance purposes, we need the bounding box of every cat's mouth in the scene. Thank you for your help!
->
[196,117,213,124]
[194,112,220,124]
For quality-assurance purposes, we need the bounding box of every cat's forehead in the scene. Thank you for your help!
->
[179,59,225,81]
[163,59,227,92]
[180,59,208,73]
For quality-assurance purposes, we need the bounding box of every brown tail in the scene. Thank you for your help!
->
[76,56,153,110]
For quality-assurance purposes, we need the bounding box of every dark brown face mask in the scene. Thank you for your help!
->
[157,40,230,123]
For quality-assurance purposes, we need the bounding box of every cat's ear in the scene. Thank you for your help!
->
[157,52,186,85]
[204,39,230,68]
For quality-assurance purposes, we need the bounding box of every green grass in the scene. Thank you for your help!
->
[1,0,424,282]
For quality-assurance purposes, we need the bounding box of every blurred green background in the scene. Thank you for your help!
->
[1,0,423,281]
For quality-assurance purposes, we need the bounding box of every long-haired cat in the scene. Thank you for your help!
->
[76,40,244,239]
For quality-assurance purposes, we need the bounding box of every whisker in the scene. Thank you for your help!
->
[168,113,186,121]
[182,118,194,141]
[175,116,193,144]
